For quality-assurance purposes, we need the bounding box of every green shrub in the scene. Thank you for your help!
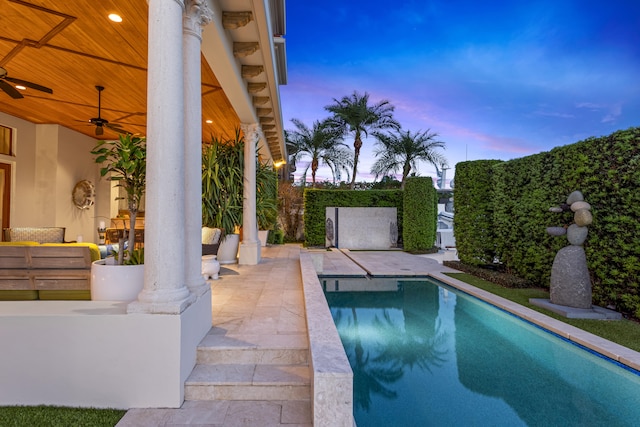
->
[403,177,437,252]
[453,160,502,265]
[443,261,533,288]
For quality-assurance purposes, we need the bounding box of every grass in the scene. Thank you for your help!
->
[446,272,640,353]
[0,406,125,427]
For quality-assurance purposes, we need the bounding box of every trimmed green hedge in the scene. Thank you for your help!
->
[454,160,502,265]
[303,189,403,247]
[403,177,438,252]
[455,127,640,317]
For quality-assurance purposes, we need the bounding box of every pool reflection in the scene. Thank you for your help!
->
[325,279,466,425]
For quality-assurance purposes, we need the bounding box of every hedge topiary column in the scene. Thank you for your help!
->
[403,177,437,252]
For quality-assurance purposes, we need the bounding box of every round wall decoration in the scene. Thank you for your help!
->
[72,180,95,209]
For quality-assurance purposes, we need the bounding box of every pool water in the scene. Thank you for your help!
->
[323,278,640,427]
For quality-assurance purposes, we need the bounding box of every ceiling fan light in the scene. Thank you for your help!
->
[15,85,26,91]
[108,13,123,23]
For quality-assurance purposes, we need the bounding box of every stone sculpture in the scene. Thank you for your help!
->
[325,218,335,247]
[547,190,593,309]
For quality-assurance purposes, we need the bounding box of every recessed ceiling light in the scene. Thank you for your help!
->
[108,13,123,23]
[205,120,213,124]
[15,85,26,91]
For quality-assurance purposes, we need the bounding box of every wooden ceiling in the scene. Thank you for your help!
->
[0,0,240,142]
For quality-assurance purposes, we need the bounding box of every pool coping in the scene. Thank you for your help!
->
[299,251,354,427]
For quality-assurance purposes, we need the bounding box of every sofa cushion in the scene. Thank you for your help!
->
[41,243,101,262]
[0,290,39,301]
[0,241,40,246]
[202,227,222,245]
[38,290,91,300]
[4,227,66,243]
[98,243,120,260]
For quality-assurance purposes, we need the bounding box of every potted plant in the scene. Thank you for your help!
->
[202,131,244,263]
[256,161,278,246]
[89,134,146,301]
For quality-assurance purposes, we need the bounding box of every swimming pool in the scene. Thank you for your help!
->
[323,277,640,426]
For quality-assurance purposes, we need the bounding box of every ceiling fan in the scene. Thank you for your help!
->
[0,66,53,99]
[87,85,129,136]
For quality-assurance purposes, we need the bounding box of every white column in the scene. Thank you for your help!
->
[129,0,193,314]
[183,0,213,296]
[238,123,261,265]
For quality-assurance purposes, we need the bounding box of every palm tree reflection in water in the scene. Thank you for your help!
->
[328,282,450,411]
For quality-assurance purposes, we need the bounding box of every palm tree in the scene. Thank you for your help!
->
[325,91,400,189]
[286,118,352,187]
[371,128,447,189]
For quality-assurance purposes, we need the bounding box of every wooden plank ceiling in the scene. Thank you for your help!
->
[0,0,240,142]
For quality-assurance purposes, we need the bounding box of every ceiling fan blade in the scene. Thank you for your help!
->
[105,123,131,134]
[4,77,53,94]
[111,121,143,126]
[0,79,24,99]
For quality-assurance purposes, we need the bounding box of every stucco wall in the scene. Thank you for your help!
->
[325,207,398,250]
[0,112,110,242]
[0,292,211,409]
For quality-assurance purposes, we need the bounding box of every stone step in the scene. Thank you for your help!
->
[197,333,309,365]
[184,364,311,401]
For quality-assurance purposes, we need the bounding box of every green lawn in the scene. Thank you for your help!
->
[446,272,640,353]
[0,406,125,427]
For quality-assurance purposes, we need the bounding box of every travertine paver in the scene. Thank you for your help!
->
[341,249,458,276]
[316,248,367,276]
[120,400,311,426]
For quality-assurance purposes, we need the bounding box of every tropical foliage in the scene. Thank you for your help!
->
[202,131,278,235]
[371,128,447,189]
[202,132,244,236]
[325,91,400,189]
[286,118,352,187]
[92,134,146,264]
[256,161,278,230]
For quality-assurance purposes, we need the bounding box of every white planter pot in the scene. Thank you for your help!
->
[258,230,269,247]
[91,260,144,301]
[217,233,240,264]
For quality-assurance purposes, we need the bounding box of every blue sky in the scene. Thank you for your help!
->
[279,0,640,186]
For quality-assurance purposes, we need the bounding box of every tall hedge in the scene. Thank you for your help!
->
[303,189,404,247]
[403,177,438,252]
[453,160,502,265]
[455,127,640,317]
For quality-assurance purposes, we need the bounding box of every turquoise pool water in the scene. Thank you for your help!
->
[323,277,640,427]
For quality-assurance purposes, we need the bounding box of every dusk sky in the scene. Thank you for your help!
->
[279,0,640,186]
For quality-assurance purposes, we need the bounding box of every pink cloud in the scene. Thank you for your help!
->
[389,95,539,156]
